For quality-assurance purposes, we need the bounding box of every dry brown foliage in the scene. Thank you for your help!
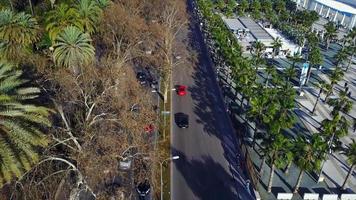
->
[1,0,191,199]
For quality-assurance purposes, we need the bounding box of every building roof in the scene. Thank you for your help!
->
[238,17,274,41]
[222,18,245,30]
[315,0,356,15]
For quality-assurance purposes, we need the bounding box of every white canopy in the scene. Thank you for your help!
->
[315,0,356,15]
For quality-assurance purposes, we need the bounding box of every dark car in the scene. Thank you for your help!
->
[136,72,147,85]
[136,180,151,200]
[174,113,189,128]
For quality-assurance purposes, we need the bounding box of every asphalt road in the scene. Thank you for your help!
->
[170,1,255,200]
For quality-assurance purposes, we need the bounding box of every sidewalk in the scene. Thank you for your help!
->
[296,64,356,193]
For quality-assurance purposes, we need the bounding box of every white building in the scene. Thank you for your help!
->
[293,0,356,29]
[223,17,300,57]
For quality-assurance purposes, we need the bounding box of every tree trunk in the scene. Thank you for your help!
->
[8,0,14,11]
[265,74,270,88]
[346,53,354,72]
[312,88,322,114]
[342,164,355,190]
[267,163,275,193]
[252,126,257,149]
[50,0,55,9]
[259,156,266,175]
[293,170,304,193]
[163,81,169,103]
[28,0,34,15]
[54,102,82,152]
[324,84,334,102]
[285,161,292,174]
[326,39,330,50]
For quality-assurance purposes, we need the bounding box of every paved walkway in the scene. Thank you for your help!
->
[214,43,356,198]
[296,67,356,193]
[270,42,356,193]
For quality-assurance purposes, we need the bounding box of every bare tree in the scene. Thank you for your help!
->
[158,1,187,102]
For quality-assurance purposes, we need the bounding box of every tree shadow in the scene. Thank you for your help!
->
[298,187,312,197]
[172,148,254,200]
[313,187,332,196]
[181,1,255,199]
[271,187,286,197]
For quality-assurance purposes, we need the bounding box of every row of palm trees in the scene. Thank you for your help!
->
[0,0,108,187]
[196,0,356,194]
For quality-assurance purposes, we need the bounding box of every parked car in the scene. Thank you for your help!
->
[174,113,189,128]
[176,85,187,96]
[136,180,151,200]
[136,72,147,85]
[144,67,158,87]
[144,124,154,134]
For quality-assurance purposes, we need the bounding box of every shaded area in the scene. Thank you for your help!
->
[172,148,238,200]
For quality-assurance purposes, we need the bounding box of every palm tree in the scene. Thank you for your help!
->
[247,87,278,148]
[258,131,291,193]
[327,67,344,99]
[75,0,102,34]
[251,41,266,64]
[307,47,323,83]
[284,139,296,174]
[95,0,111,9]
[53,26,95,72]
[0,61,51,187]
[293,134,327,193]
[269,84,296,134]
[45,4,81,41]
[0,9,40,60]
[346,27,356,42]
[265,134,290,193]
[232,59,256,106]
[311,80,329,114]
[323,21,338,50]
[261,0,273,14]
[238,0,249,15]
[216,0,225,11]
[265,64,276,87]
[251,0,261,19]
[341,139,356,190]
[327,89,352,117]
[334,48,348,68]
[287,52,302,69]
[271,37,283,58]
[306,32,319,49]
[284,66,296,82]
[320,114,349,150]
[345,46,355,72]
[274,0,286,15]
[258,131,274,175]
[7,0,14,11]
[226,0,237,17]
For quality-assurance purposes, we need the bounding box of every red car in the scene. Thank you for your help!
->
[177,85,187,96]
[144,124,154,134]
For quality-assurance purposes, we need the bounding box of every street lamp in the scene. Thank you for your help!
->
[160,156,179,200]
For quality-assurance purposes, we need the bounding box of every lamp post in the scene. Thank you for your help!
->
[160,156,179,200]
